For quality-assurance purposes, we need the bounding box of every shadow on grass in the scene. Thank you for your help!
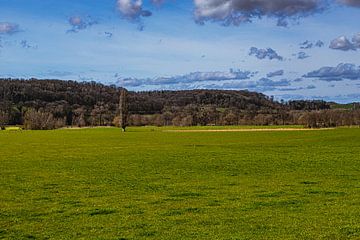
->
[88,208,117,216]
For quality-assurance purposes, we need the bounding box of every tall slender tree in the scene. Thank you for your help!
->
[119,87,128,131]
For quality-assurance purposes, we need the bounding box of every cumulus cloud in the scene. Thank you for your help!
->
[315,40,325,47]
[329,36,356,51]
[267,70,284,78]
[193,0,328,27]
[249,47,283,61]
[300,40,313,49]
[0,22,20,35]
[329,33,360,51]
[304,63,360,81]
[352,32,360,48]
[104,32,113,38]
[116,0,154,30]
[299,40,324,49]
[119,69,255,87]
[297,51,310,59]
[67,16,97,33]
[20,40,37,49]
[117,0,152,20]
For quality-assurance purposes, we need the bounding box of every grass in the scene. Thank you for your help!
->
[3,127,22,131]
[0,126,360,239]
[330,103,355,110]
[127,125,305,132]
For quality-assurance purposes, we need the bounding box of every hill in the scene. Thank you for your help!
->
[0,78,358,128]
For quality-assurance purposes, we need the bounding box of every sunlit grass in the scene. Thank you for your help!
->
[1,127,359,239]
[3,127,22,131]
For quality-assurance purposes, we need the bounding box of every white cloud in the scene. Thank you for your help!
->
[116,0,152,20]
[0,22,20,35]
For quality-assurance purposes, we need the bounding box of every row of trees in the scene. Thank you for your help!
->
[0,79,359,130]
[3,107,360,130]
[127,109,360,128]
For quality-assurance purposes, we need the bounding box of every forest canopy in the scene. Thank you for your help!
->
[0,79,359,129]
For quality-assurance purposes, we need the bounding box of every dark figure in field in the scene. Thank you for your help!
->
[119,88,128,132]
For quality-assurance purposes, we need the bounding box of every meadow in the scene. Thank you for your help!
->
[1,127,360,239]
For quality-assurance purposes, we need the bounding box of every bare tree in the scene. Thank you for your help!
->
[0,110,8,130]
[119,88,128,131]
[72,107,86,127]
[24,109,65,130]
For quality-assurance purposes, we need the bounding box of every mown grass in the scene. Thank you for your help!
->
[3,127,22,131]
[127,125,305,132]
[0,127,359,239]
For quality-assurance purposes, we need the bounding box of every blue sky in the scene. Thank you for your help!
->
[0,0,359,102]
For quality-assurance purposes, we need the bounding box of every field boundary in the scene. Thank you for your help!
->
[163,128,335,133]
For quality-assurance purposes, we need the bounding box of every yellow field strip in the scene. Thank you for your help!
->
[163,128,335,133]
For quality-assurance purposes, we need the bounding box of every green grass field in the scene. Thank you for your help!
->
[1,127,360,239]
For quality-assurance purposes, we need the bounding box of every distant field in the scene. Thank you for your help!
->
[128,125,306,132]
[1,127,360,239]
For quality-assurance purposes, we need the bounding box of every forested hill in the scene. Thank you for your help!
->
[0,78,281,112]
[0,78,327,112]
[1,78,358,128]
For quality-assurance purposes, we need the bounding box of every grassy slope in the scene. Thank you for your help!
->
[0,127,360,239]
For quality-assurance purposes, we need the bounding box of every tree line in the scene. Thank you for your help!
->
[0,79,359,129]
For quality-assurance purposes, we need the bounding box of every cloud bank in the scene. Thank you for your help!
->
[304,63,360,81]
[120,69,255,87]
[112,1,360,28]
[267,70,284,78]
[193,0,328,27]
[113,1,360,29]
[339,0,360,7]
[116,69,297,93]
[205,78,291,92]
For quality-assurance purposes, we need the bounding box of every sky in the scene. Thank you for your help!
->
[0,0,360,103]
